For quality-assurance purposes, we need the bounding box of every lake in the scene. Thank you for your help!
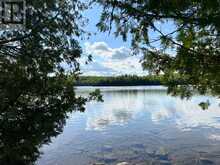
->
[37,86,220,165]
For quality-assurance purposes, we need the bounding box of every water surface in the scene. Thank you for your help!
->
[37,86,220,165]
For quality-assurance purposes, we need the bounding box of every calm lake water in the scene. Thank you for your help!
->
[37,86,220,165]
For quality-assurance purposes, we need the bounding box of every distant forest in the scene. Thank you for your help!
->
[75,75,166,86]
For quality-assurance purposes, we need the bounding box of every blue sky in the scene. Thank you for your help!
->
[79,5,176,76]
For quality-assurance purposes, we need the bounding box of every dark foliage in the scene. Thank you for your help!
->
[94,0,220,99]
[75,75,164,86]
[0,1,101,164]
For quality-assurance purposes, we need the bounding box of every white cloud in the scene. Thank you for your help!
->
[80,61,117,76]
[85,42,112,58]
[81,42,146,76]
[85,42,130,60]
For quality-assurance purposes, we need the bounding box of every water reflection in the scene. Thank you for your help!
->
[151,98,220,130]
[87,109,133,131]
[85,87,220,131]
[36,86,220,165]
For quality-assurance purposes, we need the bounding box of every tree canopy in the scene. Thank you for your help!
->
[94,0,220,99]
[0,0,220,164]
[0,0,101,164]
[75,75,165,86]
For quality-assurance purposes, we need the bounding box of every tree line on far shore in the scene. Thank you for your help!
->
[74,75,183,86]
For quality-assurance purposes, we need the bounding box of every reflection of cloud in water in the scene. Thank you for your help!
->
[86,91,145,131]
[114,111,132,123]
[86,109,133,131]
[84,87,220,131]
[151,97,220,130]
[209,134,220,141]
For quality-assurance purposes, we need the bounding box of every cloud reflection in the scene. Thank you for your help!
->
[85,90,145,130]
[86,109,133,131]
[82,87,220,131]
[151,97,220,130]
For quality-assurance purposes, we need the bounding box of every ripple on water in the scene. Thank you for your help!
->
[37,87,220,165]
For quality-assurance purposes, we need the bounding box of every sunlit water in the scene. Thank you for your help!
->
[37,86,220,165]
